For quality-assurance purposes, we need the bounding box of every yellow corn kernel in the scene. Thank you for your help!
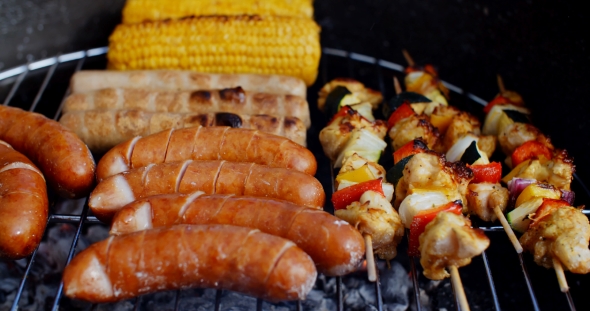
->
[107,15,321,86]
[122,0,314,24]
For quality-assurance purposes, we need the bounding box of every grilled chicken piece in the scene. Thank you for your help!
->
[336,191,404,260]
[442,111,497,157]
[419,212,490,280]
[466,183,509,221]
[388,115,440,151]
[509,149,574,191]
[520,206,590,274]
[319,109,387,161]
[395,152,473,209]
[318,78,383,110]
[498,122,554,156]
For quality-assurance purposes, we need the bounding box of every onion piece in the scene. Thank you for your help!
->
[560,190,576,206]
[507,178,537,207]
[446,134,489,164]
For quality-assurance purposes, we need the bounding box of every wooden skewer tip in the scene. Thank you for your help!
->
[552,257,570,293]
[496,74,506,94]
[402,49,415,67]
[449,265,470,311]
[364,234,377,282]
[393,76,402,95]
[493,206,523,253]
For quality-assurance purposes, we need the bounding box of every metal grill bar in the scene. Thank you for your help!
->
[2,62,29,106]
[481,251,501,311]
[29,55,59,112]
[518,253,541,311]
[50,199,91,311]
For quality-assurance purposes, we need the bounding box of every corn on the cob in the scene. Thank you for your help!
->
[107,15,321,86]
[122,0,314,24]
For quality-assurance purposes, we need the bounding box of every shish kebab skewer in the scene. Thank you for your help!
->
[483,77,587,293]
[317,79,405,282]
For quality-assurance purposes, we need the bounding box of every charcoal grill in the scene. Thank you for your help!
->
[1,47,590,311]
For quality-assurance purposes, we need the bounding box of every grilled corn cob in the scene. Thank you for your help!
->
[107,15,321,86]
[122,0,314,24]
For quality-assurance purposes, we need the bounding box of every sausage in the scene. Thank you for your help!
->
[62,87,311,128]
[95,126,316,181]
[0,141,48,259]
[0,106,95,198]
[90,160,325,222]
[110,193,364,276]
[62,224,317,302]
[70,70,307,98]
[59,110,306,153]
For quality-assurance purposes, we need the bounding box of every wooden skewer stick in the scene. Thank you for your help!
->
[364,234,377,282]
[402,49,415,67]
[493,206,523,253]
[449,265,470,311]
[553,257,570,293]
[497,74,506,94]
[393,76,403,95]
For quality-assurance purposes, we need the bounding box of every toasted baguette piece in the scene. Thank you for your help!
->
[70,70,307,98]
[63,87,310,128]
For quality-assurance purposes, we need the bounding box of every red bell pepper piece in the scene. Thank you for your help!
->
[327,105,353,124]
[511,141,552,167]
[331,178,384,211]
[529,199,570,227]
[387,103,415,129]
[483,95,512,114]
[393,139,429,165]
[408,200,463,257]
[468,162,502,184]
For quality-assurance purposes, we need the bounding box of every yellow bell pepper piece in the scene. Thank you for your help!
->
[336,164,375,184]
[502,159,531,184]
[430,113,454,134]
[515,183,561,207]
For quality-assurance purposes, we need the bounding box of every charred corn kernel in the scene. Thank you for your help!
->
[515,183,561,207]
[107,15,321,86]
[336,164,376,184]
[122,0,314,24]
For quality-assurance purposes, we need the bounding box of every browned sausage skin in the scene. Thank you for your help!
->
[0,141,49,259]
[0,106,95,198]
[89,160,325,222]
[95,126,316,182]
[110,193,365,276]
[62,224,317,302]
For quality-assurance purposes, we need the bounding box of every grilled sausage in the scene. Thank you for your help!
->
[59,110,306,153]
[90,160,325,222]
[0,106,95,198]
[70,70,307,98]
[62,87,310,128]
[63,224,317,302]
[95,126,316,181]
[0,141,48,259]
[110,193,364,276]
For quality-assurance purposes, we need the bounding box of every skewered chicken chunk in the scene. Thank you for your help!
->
[395,152,473,209]
[443,111,496,158]
[419,212,490,280]
[498,122,554,156]
[507,149,575,191]
[336,191,404,260]
[520,206,590,274]
[318,78,384,110]
[388,115,440,151]
[466,183,509,222]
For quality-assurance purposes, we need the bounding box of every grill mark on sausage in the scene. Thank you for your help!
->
[210,160,225,194]
[262,240,296,285]
[242,162,256,194]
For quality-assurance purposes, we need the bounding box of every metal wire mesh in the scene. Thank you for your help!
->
[1,47,589,311]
